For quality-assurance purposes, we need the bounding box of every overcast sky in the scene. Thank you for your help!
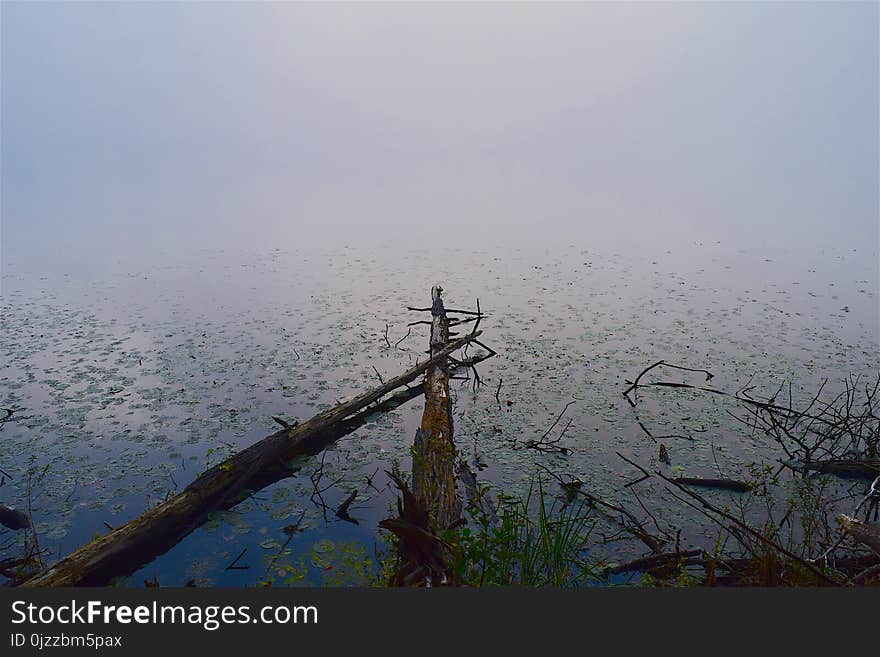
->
[2,2,877,262]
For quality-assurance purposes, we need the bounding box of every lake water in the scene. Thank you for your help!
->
[1,237,877,585]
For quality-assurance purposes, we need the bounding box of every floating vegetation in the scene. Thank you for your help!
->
[1,243,877,585]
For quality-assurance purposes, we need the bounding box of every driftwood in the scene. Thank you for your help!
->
[838,515,880,556]
[20,331,482,587]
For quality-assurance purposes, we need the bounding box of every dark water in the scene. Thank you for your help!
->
[1,239,877,585]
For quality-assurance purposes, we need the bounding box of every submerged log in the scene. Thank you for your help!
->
[411,286,462,534]
[838,515,880,556]
[799,460,880,480]
[672,478,752,493]
[603,550,703,576]
[20,332,481,587]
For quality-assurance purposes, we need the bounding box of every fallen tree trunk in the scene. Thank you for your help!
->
[838,515,880,556]
[604,550,703,576]
[411,286,461,534]
[382,288,490,586]
[798,460,880,480]
[20,332,481,587]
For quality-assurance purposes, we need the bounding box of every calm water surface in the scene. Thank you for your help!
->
[1,238,877,584]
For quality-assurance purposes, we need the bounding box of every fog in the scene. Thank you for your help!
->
[1,3,878,588]
[2,2,877,264]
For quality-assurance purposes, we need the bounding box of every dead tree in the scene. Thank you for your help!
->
[838,515,880,556]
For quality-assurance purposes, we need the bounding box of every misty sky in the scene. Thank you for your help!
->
[2,1,878,262]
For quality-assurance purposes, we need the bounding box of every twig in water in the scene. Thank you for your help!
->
[309,451,342,522]
[225,548,249,571]
[335,490,359,525]
[394,327,412,349]
[272,416,295,429]
[471,365,482,394]
[623,360,714,407]
[617,452,651,488]
[264,511,306,579]
[365,468,381,492]
[541,400,576,441]
[711,442,725,479]
[523,401,576,454]
[408,306,482,316]
[535,463,664,554]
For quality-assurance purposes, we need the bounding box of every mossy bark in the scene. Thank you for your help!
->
[411,286,461,534]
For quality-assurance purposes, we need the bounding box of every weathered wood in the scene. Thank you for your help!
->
[838,515,880,556]
[381,290,493,585]
[20,332,481,587]
[379,471,452,586]
[411,286,461,534]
